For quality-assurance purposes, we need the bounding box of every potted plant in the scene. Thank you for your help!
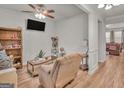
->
[38,49,46,59]
[34,49,46,61]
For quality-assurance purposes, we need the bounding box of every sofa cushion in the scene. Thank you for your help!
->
[109,46,117,50]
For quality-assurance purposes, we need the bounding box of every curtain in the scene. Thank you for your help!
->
[121,31,124,49]
[110,31,115,42]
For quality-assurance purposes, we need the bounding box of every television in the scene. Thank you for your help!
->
[27,19,46,31]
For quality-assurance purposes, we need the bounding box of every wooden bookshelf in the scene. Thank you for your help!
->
[0,38,21,41]
[0,27,23,69]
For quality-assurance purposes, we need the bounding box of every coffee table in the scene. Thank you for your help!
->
[27,56,57,77]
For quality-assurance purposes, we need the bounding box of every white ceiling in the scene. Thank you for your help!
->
[87,4,124,18]
[0,4,85,20]
[1,4,124,19]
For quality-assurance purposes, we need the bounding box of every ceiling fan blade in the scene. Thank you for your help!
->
[28,4,55,19]
[43,9,55,14]
[36,4,45,8]
[43,13,55,19]
[21,10,33,13]
[47,9,55,13]
[28,4,36,10]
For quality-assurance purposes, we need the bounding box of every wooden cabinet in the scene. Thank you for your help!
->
[0,27,23,69]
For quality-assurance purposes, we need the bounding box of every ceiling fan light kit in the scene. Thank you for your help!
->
[98,4,120,10]
[98,4,105,8]
[35,12,46,19]
[105,4,112,10]
[23,4,55,19]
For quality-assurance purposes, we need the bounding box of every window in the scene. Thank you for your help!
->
[106,31,122,43]
[114,31,122,43]
[106,32,110,43]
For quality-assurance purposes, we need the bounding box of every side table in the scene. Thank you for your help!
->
[27,57,56,77]
[80,54,88,71]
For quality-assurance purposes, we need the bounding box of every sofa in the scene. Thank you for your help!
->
[106,42,122,56]
[39,53,83,88]
[0,44,17,87]
[0,67,17,87]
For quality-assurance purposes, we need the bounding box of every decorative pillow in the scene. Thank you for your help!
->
[0,50,9,60]
[109,46,116,50]
[0,50,12,70]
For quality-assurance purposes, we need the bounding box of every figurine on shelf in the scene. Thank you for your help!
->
[51,36,58,48]
[59,47,66,57]
[51,36,59,57]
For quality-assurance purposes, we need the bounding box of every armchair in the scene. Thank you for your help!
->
[39,53,83,88]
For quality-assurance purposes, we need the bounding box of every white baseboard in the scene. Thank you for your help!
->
[98,58,106,63]
[88,64,98,75]
[98,55,107,63]
[88,58,107,75]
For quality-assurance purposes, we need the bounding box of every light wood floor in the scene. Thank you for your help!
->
[17,53,124,88]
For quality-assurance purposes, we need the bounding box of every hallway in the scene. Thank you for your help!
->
[75,53,124,88]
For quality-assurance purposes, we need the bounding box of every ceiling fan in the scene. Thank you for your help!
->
[22,4,55,19]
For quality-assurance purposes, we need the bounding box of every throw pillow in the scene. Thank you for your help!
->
[0,50,12,70]
[0,50,9,60]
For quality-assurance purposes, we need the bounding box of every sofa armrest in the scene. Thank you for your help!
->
[39,67,54,88]
[0,68,17,87]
